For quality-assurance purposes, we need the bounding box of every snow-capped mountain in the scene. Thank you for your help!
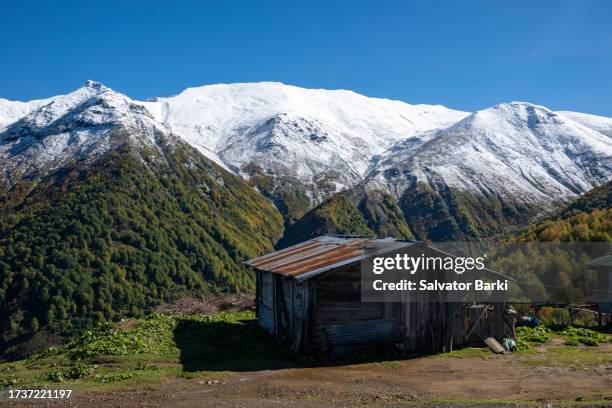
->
[0,81,170,185]
[0,97,53,131]
[0,81,468,205]
[140,82,468,196]
[557,111,612,138]
[1,81,611,218]
[368,102,612,205]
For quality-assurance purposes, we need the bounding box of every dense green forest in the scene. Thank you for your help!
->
[280,179,612,247]
[397,183,538,241]
[278,187,413,248]
[278,180,539,246]
[0,138,283,353]
[514,181,612,242]
[243,163,313,227]
[502,181,612,304]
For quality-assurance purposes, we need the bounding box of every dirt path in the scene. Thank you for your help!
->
[4,348,611,408]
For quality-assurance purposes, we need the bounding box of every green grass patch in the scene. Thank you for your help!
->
[514,324,611,351]
[0,310,288,390]
[518,346,612,368]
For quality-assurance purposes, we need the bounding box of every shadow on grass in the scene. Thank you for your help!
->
[173,317,416,373]
[173,318,296,372]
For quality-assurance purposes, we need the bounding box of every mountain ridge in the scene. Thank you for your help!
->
[368,101,611,204]
[2,81,611,235]
[2,81,611,224]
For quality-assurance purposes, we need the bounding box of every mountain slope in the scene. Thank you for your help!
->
[142,82,468,177]
[277,186,414,248]
[557,111,612,138]
[1,82,469,225]
[514,181,612,242]
[360,102,612,240]
[140,82,468,222]
[370,102,612,203]
[0,141,284,349]
[4,83,611,230]
[279,103,612,243]
[0,83,284,351]
[0,99,45,131]
[0,81,170,187]
[2,83,611,243]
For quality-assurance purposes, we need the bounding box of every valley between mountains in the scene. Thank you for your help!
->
[0,81,610,355]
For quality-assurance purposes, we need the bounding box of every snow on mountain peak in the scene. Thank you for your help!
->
[459,102,562,130]
[143,81,468,150]
[84,79,107,90]
[0,82,167,184]
[1,81,610,208]
[1,82,162,141]
[139,82,468,197]
[558,110,612,138]
[0,81,111,132]
[369,101,612,204]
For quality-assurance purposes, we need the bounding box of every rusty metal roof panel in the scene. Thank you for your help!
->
[244,235,415,281]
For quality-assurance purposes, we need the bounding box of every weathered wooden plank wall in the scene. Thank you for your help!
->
[258,271,276,335]
[256,261,507,355]
[309,264,399,353]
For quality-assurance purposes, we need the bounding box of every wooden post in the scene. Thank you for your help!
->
[445,303,455,353]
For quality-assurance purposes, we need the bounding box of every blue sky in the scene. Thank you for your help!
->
[1,1,611,115]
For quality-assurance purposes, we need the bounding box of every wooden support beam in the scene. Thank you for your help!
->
[466,306,488,341]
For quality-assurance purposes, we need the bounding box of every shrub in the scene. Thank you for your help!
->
[67,323,152,360]
[95,371,135,383]
[564,338,579,346]
[514,337,533,351]
[578,337,599,346]
[561,326,609,345]
[0,376,24,389]
[516,326,551,344]
[43,364,92,383]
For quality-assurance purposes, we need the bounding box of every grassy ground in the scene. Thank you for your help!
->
[519,345,612,368]
[0,310,293,391]
[1,311,611,406]
[439,325,612,367]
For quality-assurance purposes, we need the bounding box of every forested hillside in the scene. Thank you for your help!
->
[396,182,538,241]
[277,187,413,248]
[278,181,540,246]
[514,181,612,242]
[0,137,283,353]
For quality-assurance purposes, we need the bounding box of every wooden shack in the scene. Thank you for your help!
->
[245,235,507,356]
[587,255,612,323]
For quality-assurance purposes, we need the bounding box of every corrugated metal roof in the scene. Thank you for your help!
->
[244,235,415,281]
